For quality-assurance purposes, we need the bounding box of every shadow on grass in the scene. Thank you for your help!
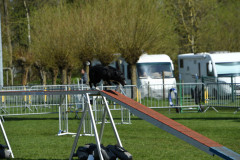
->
[130,115,240,121]
[172,117,240,121]
[3,116,59,121]
[14,158,67,160]
[3,115,143,122]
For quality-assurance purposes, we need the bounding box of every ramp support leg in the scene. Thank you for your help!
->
[0,119,14,158]
[69,100,88,160]
[69,93,104,160]
[99,96,123,147]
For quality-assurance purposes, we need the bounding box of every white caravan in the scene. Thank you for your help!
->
[178,51,240,96]
[136,54,176,98]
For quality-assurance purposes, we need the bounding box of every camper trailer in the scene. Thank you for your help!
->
[178,51,240,96]
[136,54,176,98]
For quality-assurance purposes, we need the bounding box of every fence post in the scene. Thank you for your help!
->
[231,76,234,103]
[162,71,165,99]
[179,74,182,106]
[217,78,220,104]
[202,77,205,103]
[148,81,150,98]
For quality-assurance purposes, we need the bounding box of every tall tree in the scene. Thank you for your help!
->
[112,0,178,98]
[2,0,13,85]
[31,5,81,85]
[197,1,240,52]
[9,0,33,85]
[13,46,34,85]
[165,0,217,54]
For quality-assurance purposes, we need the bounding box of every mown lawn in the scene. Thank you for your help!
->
[1,107,240,160]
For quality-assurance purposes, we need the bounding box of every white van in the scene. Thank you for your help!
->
[178,51,240,96]
[136,54,176,98]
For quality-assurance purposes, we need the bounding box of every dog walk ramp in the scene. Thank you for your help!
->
[100,90,240,160]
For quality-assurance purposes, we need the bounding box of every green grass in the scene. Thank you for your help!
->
[1,108,240,159]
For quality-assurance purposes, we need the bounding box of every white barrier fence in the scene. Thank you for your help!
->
[0,85,83,116]
[138,83,204,112]
[204,83,240,113]
[0,82,239,136]
[1,82,239,115]
[0,84,134,136]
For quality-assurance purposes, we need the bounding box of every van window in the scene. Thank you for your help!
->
[206,63,214,76]
[137,62,174,79]
[180,59,184,68]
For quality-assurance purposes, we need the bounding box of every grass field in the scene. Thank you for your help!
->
[1,107,240,160]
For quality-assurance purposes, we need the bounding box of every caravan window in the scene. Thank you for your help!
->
[206,63,214,76]
[215,62,240,77]
[137,62,174,79]
[180,59,184,68]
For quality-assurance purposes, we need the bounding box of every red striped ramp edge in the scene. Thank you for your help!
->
[100,90,240,160]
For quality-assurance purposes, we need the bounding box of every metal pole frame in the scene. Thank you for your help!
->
[0,119,14,158]
[69,93,104,160]
[69,93,123,160]
[58,92,75,136]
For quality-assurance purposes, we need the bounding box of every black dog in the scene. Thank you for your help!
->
[89,65,126,89]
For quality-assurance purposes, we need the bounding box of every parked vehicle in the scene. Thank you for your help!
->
[136,54,176,98]
[178,51,240,96]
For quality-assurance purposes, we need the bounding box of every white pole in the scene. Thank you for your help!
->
[0,13,4,87]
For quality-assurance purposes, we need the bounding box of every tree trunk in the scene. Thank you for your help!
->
[67,68,71,85]
[130,64,137,99]
[52,69,58,85]
[23,0,31,46]
[61,68,67,85]
[85,65,89,85]
[3,0,13,85]
[40,70,47,85]
[189,0,196,53]
[22,66,30,86]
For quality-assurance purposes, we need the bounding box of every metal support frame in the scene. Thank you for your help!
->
[0,119,14,158]
[0,101,8,114]
[69,93,122,160]
[58,95,75,136]
[234,107,240,114]
[204,106,219,113]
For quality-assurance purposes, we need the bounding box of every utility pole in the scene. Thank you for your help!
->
[0,13,4,88]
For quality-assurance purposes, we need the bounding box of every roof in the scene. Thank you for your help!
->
[178,52,240,63]
[137,54,172,63]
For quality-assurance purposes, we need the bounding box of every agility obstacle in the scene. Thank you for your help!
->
[69,90,240,160]
[0,89,239,159]
[70,92,124,160]
[100,90,240,160]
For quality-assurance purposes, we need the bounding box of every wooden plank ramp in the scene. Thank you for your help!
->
[100,90,240,160]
